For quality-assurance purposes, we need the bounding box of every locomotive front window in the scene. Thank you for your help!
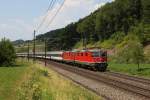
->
[92,51,107,57]
[92,52,100,57]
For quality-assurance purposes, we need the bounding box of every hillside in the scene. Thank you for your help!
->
[35,0,150,51]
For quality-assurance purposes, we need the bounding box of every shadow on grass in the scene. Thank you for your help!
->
[138,67,150,71]
[0,64,26,67]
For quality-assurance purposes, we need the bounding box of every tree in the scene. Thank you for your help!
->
[77,15,96,43]
[142,0,150,24]
[95,3,116,41]
[116,35,144,70]
[129,40,144,70]
[0,38,16,66]
[131,23,150,44]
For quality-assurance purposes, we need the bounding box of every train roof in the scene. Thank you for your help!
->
[17,49,107,55]
[65,49,106,53]
[17,51,63,55]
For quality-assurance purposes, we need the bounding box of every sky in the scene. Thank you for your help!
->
[0,0,113,41]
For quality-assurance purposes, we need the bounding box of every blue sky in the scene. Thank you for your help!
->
[0,0,113,41]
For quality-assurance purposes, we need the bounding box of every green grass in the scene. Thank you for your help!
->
[108,63,150,78]
[0,62,28,100]
[0,60,101,100]
[18,61,101,100]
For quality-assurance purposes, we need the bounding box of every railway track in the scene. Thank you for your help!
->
[105,71,150,85]
[46,60,150,99]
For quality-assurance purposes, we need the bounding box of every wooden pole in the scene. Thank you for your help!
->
[45,39,47,66]
[33,30,36,63]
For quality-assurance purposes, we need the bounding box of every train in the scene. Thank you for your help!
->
[17,49,108,71]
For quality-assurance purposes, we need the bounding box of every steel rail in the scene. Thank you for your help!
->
[105,71,150,85]
[47,61,150,99]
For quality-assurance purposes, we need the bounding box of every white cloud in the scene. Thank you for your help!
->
[0,19,34,41]
[0,0,113,41]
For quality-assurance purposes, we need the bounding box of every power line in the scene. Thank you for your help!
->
[36,0,56,31]
[46,0,66,29]
[36,0,57,32]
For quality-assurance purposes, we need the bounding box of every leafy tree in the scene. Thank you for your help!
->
[144,48,150,63]
[111,32,126,43]
[116,35,144,70]
[44,23,80,50]
[95,3,116,41]
[131,23,150,44]
[77,15,97,43]
[0,38,16,66]
[141,0,150,24]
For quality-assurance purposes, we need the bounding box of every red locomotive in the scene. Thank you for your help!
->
[62,49,107,71]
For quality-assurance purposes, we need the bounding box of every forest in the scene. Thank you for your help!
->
[36,0,150,51]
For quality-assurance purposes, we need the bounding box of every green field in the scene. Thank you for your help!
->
[108,63,150,78]
[15,41,45,53]
[0,62,28,100]
[0,60,101,100]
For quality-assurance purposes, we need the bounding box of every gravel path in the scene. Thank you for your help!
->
[41,61,149,100]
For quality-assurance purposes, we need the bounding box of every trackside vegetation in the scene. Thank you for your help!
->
[0,38,16,66]
[0,59,101,100]
[108,63,150,78]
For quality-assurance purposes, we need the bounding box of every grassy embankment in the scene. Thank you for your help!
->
[0,59,101,100]
[108,63,150,78]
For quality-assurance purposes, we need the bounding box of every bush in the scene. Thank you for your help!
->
[144,47,150,63]
[100,32,125,49]
[115,34,144,70]
[0,38,16,66]
[40,69,49,77]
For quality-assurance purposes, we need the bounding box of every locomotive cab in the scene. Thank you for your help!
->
[91,50,108,71]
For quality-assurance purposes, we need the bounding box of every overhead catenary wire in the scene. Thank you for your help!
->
[46,0,66,29]
[36,0,57,32]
